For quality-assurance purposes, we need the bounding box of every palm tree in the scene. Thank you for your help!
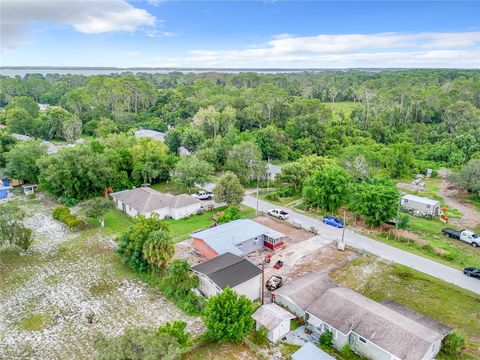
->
[142,229,175,269]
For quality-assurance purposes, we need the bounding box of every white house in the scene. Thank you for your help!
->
[252,303,295,342]
[11,133,32,141]
[401,194,440,217]
[191,252,262,301]
[177,145,191,156]
[134,129,165,142]
[273,273,451,360]
[110,187,203,220]
[38,103,50,111]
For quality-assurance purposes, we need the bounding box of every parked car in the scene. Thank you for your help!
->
[442,228,479,247]
[273,260,284,269]
[323,216,344,228]
[266,275,283,291]
[192,191,213,200]
[268,208,289,220]
[463,267,480,279]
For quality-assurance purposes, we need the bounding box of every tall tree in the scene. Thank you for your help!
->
[226,141,265,184]
[173,156,214,193]
[303,164,352,212]
[4,141,47,182]
[143,229,175,270]
[203,287,254,343]
[214,172,245,205]
[82,197,114,227]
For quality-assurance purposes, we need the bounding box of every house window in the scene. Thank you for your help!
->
[122,203,126,212]
[359,337,367,344]
[404,199,408,203]
[426,204,431,208]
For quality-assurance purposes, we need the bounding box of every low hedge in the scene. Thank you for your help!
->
[52,206,84,229]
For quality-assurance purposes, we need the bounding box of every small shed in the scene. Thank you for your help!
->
[177,146,191,156]
[252,303,295,343]
[401,194,440,217]
[22,184,38,195]
[291,342,335,360]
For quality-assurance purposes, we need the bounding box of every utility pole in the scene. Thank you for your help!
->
[261,261,265,304]
[338,209,346,251]
[267,157,270,194]
[256,174,260,216]
[395,194,402,240]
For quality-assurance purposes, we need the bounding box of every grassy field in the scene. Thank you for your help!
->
[89,205,256,241]
[164,206,256,241]
[331,257,480,359]
[370,216,480,269]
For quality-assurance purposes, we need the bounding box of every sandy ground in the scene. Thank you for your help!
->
[0,200,204,360]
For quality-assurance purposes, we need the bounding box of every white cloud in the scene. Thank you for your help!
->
[186,31,480,68]
[1,0,156,51]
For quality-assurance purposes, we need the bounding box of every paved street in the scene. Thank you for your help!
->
[241,193,480,295]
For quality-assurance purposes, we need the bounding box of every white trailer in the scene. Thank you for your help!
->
[401,194,440,217]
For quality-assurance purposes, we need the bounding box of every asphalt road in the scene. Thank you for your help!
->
[241,193,480,295]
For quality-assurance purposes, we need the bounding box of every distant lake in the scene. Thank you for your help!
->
[0,67,336,77]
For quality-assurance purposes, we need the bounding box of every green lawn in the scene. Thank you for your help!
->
[150,181,202,195]
[331,257,480,359]
[88,208,134,234]
[164,206,256,242]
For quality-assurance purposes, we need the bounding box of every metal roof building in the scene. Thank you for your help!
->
[134,129,165,142]
[291,343,335,360]
[191,219,285,258]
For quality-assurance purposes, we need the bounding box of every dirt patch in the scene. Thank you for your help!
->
[397,182,426,193]
[394,230,421,242]
[174,238,205,266]
[253,216,312,244]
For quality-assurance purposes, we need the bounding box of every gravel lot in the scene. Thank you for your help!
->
[0,200,204,360]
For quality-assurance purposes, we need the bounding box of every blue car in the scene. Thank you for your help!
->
[323,216,344,228]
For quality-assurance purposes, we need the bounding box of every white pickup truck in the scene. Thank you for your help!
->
[192,191,214,200]
[442,228,479,247]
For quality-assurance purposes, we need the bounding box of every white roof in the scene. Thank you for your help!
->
[267,164,282,175]
[291,343,335,360]
[134,129,165,142]
[252,303,295,331]
[12,133,32,141]
[191,219,284,256]
[402,194,440,206]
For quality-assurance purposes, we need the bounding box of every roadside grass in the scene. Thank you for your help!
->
[183,341,260,360]
[163,206,256,242]
[151,181,202,195]
[367,215,480,269]
[331,257,480,359]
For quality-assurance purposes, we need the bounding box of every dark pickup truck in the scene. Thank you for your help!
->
[442,228,463,239]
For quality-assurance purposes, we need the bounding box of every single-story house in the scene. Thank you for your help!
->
[272,272,336,318]
[41,140,60,155]
[134,129,165,142]
[252,303,295,342]
[191,252,262,300]
[110,187,203,220]
[277,273,451,360]
[11,133,32,141]
[291,342,335,360]
[177,145,191,156]
[265,164,282,181]
[38,103,50,111]
[191,219,285,259]
[401,194,440,217]
[22,184,38,195]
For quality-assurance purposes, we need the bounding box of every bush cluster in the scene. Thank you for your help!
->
[52,206,84,229]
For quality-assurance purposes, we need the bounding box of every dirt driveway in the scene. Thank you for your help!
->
[0,199,204,360]
[438,170,480,228]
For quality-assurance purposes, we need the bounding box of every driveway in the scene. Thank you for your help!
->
[241,194,480,295]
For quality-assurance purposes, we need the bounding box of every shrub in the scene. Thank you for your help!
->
[342,344,354,357]
[157,320,190,348]
[250,326,269,347]
[58,196,79,207]
[52,205,84,229]
[318,330,333,347]
[398,214,410,229]
[217,206,241,224]
[441,332,465,356]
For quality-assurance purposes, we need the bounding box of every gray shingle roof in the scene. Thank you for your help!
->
[110,187,200,213]
[273,272,336,311]
[402,194,440,206]
[190,219,284,256]
[134,129,165,142]
[306,286,451,360]
[191,252,261,289]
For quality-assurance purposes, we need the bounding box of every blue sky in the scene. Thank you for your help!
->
[2,1,479,68]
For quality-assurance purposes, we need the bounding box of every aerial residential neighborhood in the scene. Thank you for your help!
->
[1,1,480,360]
